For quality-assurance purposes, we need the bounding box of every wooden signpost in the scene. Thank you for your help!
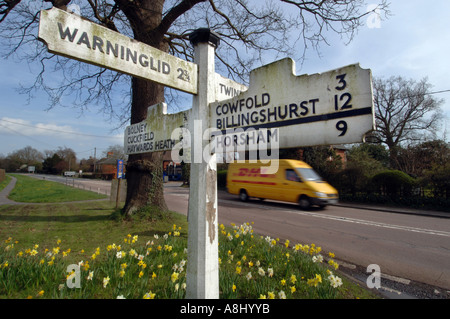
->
[39,8,375,299]
[38,8,197,94]
[210,58,374,153]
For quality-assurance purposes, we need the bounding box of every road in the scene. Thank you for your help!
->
[164,185,450,299]
[22,174,450,298]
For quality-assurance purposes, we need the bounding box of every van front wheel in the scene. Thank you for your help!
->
[239,189,249,202]
[298,195,311,210]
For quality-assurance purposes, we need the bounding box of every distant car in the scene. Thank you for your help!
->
[64,171,76,177]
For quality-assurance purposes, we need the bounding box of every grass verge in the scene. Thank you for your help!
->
[7,174,107,202]
[0,175,11,193]
[0,174,378,299]
[0,202,377,299]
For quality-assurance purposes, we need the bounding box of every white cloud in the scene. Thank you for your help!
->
[0,117,79,139]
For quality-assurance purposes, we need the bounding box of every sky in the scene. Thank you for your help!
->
[0,0,449,161]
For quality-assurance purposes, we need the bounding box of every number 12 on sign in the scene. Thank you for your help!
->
[334,73,351,136]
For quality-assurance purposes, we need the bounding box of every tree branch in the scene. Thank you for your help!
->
[0,0,21,23]
[157,0,206,36]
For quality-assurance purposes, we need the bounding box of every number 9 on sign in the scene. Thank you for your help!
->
[336,120,347,136]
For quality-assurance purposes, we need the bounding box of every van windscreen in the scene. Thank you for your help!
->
[295,168,322,181]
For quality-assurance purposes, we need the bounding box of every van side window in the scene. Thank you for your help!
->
[285,169,301,182]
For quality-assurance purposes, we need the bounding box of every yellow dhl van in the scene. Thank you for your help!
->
[226,159,338,209]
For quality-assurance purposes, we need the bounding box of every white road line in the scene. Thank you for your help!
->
[177,195,450,238]
[283,209,450,238]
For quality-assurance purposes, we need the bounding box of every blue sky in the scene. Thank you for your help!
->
[0,1,449,160]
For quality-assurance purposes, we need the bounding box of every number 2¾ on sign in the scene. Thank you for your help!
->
[177,68,191,82]
[334,74,352,136]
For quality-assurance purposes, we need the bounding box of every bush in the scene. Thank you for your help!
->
[421,163,450,198]
[334,168,369,196]
[371,170,416,198]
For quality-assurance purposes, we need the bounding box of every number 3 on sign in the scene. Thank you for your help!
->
[334,74,352,111]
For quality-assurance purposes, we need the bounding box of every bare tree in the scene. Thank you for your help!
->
[372,76,443,168]
[0,0,389,216]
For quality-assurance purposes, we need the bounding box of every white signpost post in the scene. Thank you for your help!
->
[39,7,375,300]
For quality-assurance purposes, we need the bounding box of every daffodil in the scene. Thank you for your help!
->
[328,274,343,288]
[328,259,339,270]
[307,274,322,287]
[143,291,156,299]
[312,254,323,263]
[284,239,290,248]
[258,267,265,277]
[171,272,179,283]
[103,276,110,288]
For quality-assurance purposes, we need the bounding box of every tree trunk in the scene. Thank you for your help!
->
[122,75,168,217]
[119,0,169,217]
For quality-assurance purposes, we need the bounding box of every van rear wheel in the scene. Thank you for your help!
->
[298,195,311,210]
[239,189,249,202]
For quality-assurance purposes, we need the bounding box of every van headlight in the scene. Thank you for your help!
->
[315,192,326,198]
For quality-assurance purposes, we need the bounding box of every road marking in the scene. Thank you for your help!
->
[382,273,411,285]
[283,209,450,238]
[179,193,450,238]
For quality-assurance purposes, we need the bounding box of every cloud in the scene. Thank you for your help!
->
[0,117,79,139]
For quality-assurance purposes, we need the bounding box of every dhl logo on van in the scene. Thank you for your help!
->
[233,168,277,179]
[232,168,276,185]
